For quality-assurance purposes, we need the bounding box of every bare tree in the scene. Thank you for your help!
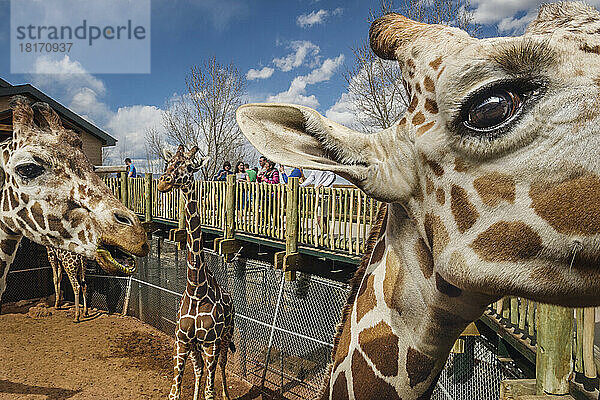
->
[343,0,479,131]
[145,57,250,180]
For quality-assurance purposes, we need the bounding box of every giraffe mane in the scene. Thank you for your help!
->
[318,202,388,399]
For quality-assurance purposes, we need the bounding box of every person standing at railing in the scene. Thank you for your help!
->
[279,165,303,184]
[235,161,248,182]
[262,160,280,184]
[301,170,336,242]
[256,156,267,182]
[214,161,233,181]
[245,163,257,182]
[125,158,137,178]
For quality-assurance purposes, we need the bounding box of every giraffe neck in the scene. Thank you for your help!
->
[0,140,23,303]
[181,184,210,299]
[328,203,494,399]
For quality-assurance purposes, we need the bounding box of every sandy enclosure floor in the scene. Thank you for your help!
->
[0,298,268,400]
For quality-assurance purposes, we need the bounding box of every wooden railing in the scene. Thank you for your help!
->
[102,174,379,257]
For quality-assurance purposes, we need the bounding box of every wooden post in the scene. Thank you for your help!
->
[284,177,300,281]
[120,171,128,207]
[225,174,235,240]
[144,173,152,222]
[583,307,597,381]
[536,303,573,395]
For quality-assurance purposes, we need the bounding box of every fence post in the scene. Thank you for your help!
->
[284,177,300,281]
[120,171,128,207]
[225,174,236,240]
[144,173,152,223]
[214,174,241,262]
[536,303,573,395]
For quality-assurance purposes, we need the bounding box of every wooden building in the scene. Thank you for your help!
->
[0,78,116,166]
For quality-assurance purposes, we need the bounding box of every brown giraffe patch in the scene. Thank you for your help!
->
[407,96,419,113]
[16,207,36,232]
[359,321,399,377]
[351,350,400,400]
[454,158,469,172]
[437,66,446,79]
[530,175,600,235]
[355,273,376,322]
[424,98,438,114]
[423,213,449,260]
[406,347,435,388]
[414,181,424,203]
[0,239,17,255]
[334,318,352,369]
[415,238,433,279]
[423,76,435,92]
[436,187,445,205]
[406,59,416,79]
[429,56,443,70]
[422,155,444,176]
[435,273,462,297]
[412,112,425,125]
[473,172,515,207]
[415,82,422,93]
[425,176,434,196]
[20,193,29,203]
[398,117,407,127]
[417,121,435,136]
[471,221,542,262]
[370,237,386,264]
[450,185,479,233]
[331,372,350,400]
[0,260,6,276]
[383,248,402,308]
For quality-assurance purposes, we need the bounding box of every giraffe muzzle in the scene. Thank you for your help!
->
[95,244,137,275]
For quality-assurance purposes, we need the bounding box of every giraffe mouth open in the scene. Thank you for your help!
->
[95,244,137,275]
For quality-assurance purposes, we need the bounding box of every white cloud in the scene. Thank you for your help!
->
[273,40,320,72]
[325,92,357,127]
[27,54,164,168]
[296,8,343,28]
[246,66,274,80]
[267,54,344,108]
[471,0,600,33]
[105,105,164,163]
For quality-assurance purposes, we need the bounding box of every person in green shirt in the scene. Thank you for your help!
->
[245,163,257,182]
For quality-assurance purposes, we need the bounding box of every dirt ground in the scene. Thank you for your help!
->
[0,298,269,400]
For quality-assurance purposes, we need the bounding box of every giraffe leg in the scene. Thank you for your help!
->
[66,269,81,323]
[202,341,220,400]
[219,328,234,400]
[47,248,61,308]
[170,338,191,400]
[79,257,88,317]
[190,344,204,400]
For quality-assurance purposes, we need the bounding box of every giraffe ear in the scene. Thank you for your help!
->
[236,103,417,203]
[9,95,36,142]
[162,148,175,161]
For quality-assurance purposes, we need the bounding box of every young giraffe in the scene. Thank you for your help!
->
[236,3,600,398]
[0,96,149,313]
[157,145,235,400]
[46,246,88,322]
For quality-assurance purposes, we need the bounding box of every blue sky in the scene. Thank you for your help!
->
[1,0,599,167]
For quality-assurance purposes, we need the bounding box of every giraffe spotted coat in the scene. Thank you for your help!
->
[46,247,88,322]
[236,2,600,398]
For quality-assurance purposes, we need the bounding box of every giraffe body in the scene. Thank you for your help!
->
[236,3,600,398]
[0,96,149,313]
[46,247,87,322]
[158,146,235,400]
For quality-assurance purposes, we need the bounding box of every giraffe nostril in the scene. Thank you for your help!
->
[114,212,133,226]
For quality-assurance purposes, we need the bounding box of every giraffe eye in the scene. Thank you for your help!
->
[15,163,45,179]
[465,89,522,131]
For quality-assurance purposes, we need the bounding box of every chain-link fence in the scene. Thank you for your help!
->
[5,236,526,399]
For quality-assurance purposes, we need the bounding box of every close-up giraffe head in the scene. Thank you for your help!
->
[0,96,149,274]
[157,144,209,192]
[237,2,600,307]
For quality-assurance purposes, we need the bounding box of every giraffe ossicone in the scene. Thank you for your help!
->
[158,145,234,400]
[236,2,600,399]
[0,95,149,310]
